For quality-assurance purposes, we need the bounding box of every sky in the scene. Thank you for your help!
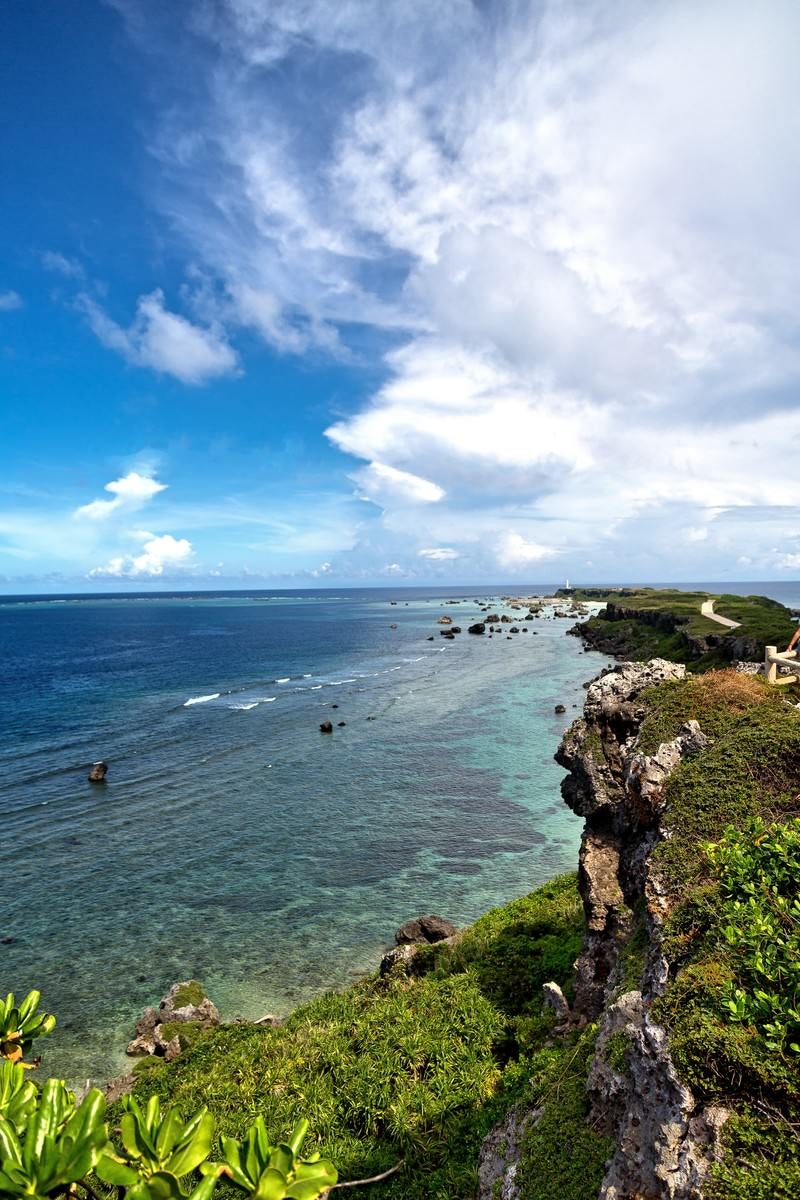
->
[2,0,800,592]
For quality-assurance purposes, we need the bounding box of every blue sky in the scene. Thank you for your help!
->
[2,0,799,591]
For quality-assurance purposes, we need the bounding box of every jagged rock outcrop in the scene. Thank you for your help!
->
[556,660,724,1199]
[588,992,729,1200]
[478,659,726,1200]
[127,981,219,1061]
[475,1104,539,1200]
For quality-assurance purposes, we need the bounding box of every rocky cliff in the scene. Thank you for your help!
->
[480,660,735,1200]
[557,660,729,1199]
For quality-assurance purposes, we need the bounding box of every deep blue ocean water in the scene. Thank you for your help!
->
[1,581,797,1084]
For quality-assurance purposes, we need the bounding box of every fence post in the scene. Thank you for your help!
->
[766,646,778,685]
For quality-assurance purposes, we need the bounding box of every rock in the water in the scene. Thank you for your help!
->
[337,721,346,727]
[127,981,220,1063]
[88,761,108,783]
[158,980,220,1028]
[554,704,566,714]
[437,614,453,624]
[320,720,333,733]
[395,914,456,945]
[468,622,486,635]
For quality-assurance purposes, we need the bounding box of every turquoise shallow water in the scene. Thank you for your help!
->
[0,587,609,1083]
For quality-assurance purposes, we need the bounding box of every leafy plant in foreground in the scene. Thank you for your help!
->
[0,1078,107,1199]
[97,1094,216,1199]
[0,1061,39,1132]
[204,1116,337,1200]
[706,817,800,1053]
[0,991,56,1065]
[0,990,336,1200]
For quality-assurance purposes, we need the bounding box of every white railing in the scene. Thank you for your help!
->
[764,646,800,685]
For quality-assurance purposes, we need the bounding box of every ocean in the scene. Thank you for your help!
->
[1,581,797,1084]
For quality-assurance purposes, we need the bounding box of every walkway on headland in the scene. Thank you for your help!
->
[700,599,741,629]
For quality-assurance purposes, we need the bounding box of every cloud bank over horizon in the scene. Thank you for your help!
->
[3,0,800,586]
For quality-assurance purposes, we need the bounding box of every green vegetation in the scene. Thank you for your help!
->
[172,984,208,1010]
[127,874,594,1199]
[633,670,800,1196]
[707,818,800,1054]
[0,992,335,1200]
[569,587,796,669]
[1,879,603,1200]
[513,1029,612,1200]
[0,991,56,1065]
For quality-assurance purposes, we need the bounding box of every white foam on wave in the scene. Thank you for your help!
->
[229,702,258,711]
[276,677,291,683]
[310,685,323,690]
[183,693,220,706]
[260,696,277,702]
[331,678,357,685]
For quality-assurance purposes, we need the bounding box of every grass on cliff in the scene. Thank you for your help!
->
[573,588,796,666]
[631,669,800,1197]
[125,873,610,1200]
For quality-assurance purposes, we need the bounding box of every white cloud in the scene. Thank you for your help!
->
[418,547,459,561]
[496,532,558,570]
[74,472,167,520]
[349,461,445,505]
[96,1,800,579]
[42,251,85,279]
[0,291,22,311]
[89,531,193,577]
[77,289,239,385]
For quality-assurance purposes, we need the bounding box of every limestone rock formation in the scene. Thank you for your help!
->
[127,981,219,1062]
[557,660,724,1198]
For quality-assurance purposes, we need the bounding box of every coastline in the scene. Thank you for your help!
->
[4,590,608,1085]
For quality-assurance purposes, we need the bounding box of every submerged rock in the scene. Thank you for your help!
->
[319,720,333,733]
[88,761,108,783]
[468,622,486,635]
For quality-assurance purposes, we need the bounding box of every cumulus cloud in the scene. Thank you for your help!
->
[496,533,559,570]
[0,291,22,310]
[77,289,239,385]
[74,472,167,520]
[106,0,800,578]
[349,461,445,506]
[89,531,193,577]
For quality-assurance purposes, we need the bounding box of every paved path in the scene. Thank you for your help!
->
[700,599,741,629]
